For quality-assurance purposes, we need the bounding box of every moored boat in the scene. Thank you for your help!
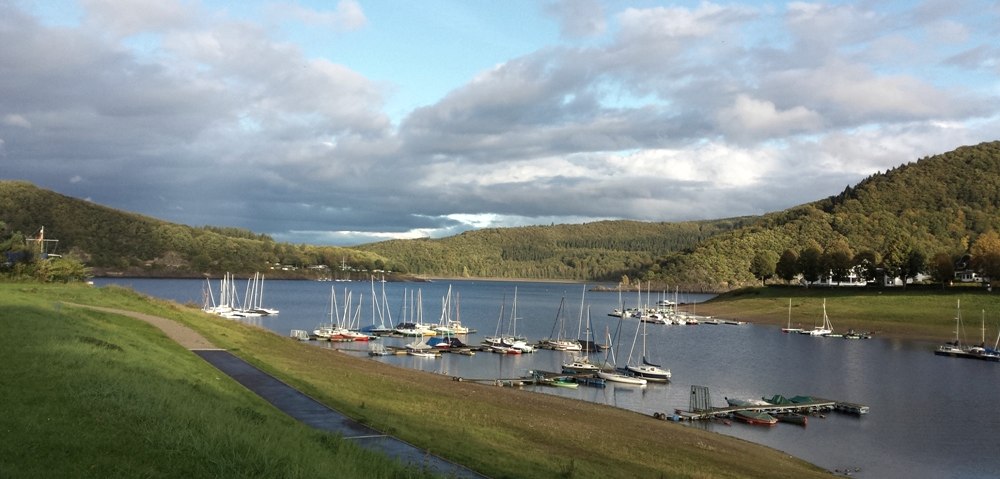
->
[562,358,600,373]
[773,412,808,426]
[597,369,647,386]
[726,397,772,407]
[625,359,671,382]
[732,410,778,426]
[781,298,803,333]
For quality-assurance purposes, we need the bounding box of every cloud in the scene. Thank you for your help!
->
[81,0,194,36]
[270,0,367,31]
[716,95,822,141]
[544,0,605,38]
[1,1,998,246]
[2,114,31,128]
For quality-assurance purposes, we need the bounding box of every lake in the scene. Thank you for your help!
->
[95,277,1000,478]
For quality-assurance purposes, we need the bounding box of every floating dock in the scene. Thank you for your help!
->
[665,398,868,421]
[656,386,868,422]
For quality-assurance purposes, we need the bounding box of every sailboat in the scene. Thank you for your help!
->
[781,298,803,333]
[966,310,1000,361]
[431,286,470,335]
[393,289,433,337]
[935,299,970,357]
[313,286,349,340]
[624,308,671,382]
[563,306,600,373]
[242,272,278,316]
[361,276,393,336]
[340,290,373,341]
[935,301,1000,361]
[540,297,582,351]
[801,299,833,336]
[596,312,647,386]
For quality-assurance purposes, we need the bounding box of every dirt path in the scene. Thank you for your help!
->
[66,303,220,350]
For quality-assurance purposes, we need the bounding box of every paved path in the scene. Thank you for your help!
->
[67,303,488,479]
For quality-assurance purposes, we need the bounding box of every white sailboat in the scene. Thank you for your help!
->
[482,296,518,354]
[563,306,600,373]
[540,297,582,351]
[624,309,671,382]
[803,299,833,336]
[597,316,647,386]
[781,298,803,333]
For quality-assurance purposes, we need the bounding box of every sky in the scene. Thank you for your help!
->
[2,0,999,246]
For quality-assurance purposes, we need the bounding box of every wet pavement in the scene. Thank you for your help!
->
[194,350,488,479]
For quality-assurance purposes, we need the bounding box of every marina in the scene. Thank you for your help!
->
[96,277,1000,479]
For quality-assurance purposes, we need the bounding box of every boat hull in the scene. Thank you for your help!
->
[597,370,647,386]
[625,365,671,382]
[732,410,778,426]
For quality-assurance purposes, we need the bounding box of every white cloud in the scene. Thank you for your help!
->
[618,3,753,40]
[544,0,605,38]
[716,95,822,141]
[2,114,31,128]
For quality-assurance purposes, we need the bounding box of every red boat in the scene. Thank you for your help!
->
[732,410,778,426]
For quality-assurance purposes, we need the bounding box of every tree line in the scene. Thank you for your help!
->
[748,228,1000,288]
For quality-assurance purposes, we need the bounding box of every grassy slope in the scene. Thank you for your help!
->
[0,284,432,479]
[1,283,831,479]
[695,285,997,343]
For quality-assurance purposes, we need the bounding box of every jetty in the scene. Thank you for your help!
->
[656,386,868,422]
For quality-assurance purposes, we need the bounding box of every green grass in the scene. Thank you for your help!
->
[697,285,1000,342]
[1,282,833,478]
[0,283,436,478]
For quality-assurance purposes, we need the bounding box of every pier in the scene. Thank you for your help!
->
[656,386,868,422]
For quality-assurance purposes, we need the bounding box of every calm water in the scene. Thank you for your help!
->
[96,278,1000,478]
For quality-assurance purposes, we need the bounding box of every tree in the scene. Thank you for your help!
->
[971,230,1000,283]
[899,249,926,287]
[750,250,778,286]
[798,245,823,286]
[928,252,956,289]
[823,241,854,284]
[881,237,910,288]
[854,250,879,285]
[775,249,799,282]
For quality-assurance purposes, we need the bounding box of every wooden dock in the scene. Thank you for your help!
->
[664,397,868,422]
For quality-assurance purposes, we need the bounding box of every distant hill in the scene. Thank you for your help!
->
[355,218,753,282]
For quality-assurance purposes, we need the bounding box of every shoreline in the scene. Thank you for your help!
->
[95,274,966,343]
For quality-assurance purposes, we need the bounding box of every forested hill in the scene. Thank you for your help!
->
[355,218,754,281]
[0,181,389,277]
[649,141,1000,290]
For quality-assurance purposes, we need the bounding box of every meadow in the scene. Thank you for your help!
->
[695,284,998,343]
